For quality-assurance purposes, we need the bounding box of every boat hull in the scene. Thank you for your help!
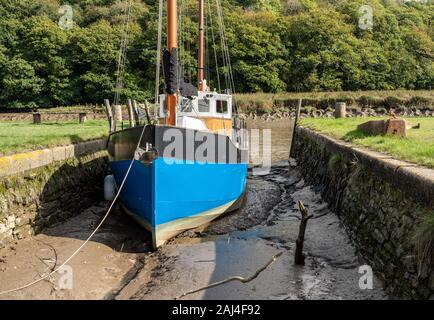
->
[108,125,248,248]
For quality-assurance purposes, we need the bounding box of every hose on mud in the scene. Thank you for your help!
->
[0,125,147,296]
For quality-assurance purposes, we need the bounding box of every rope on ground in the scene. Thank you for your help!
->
[175,252,283,300]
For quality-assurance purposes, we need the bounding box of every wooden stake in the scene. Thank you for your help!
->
[132,99,140,124]
[144,100,152,125]
[103,99,114,132]
[289,98,302,159]
[114,105,123,122]
[127,99,136,128]
[294,200,313,265]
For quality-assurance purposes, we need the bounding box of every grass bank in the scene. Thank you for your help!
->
[300,117,434,169]
[0,120,109,156]
[236,90,434,114]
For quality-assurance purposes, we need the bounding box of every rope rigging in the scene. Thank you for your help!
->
[114,1,133,109]
[206,0,221,93]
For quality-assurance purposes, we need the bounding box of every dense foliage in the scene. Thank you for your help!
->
[0,0,432,108]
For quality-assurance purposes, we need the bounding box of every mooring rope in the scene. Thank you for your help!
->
[0,122,146,296]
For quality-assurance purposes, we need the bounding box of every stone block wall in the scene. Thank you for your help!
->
[293,127,434,299]
[0,141,108,248]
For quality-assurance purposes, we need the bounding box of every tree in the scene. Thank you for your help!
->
[1,56,44,107]
[0,0,433,108]
[20,16,72,106]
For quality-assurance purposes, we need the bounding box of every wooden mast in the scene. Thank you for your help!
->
[198,0,205,91]
[166,0,177,126]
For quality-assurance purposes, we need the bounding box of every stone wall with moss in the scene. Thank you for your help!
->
[0,146,108,248]
[293,127,434,299]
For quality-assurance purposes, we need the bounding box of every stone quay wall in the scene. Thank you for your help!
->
[0,140,108,248]
[293,126,434,299]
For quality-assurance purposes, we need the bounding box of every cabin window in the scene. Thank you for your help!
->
[180,98,194,112]
[198,99,210,113]
[216,100,228,114]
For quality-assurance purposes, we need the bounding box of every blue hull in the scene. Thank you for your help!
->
[110,158,248,247]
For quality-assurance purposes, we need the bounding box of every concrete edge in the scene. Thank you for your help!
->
[0,139,108,178]
[296,126,434,209]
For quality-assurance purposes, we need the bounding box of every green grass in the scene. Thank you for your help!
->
[0,120,109,156]
[300,117,434,169]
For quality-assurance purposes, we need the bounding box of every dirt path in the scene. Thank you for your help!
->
[0,162,387,300]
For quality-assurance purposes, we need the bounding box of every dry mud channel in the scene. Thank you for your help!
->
[0,161,387,300]
[0,119,387,300]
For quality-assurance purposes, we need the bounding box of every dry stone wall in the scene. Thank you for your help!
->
[0,140,108,248]
[293,127,434,299]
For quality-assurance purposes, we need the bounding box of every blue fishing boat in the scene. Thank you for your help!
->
[107,0,248,248]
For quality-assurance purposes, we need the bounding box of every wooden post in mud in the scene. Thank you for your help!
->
[289,99,302,159]
[294,200,313,265]
[127,99,136,128]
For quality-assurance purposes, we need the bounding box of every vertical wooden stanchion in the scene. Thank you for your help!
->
[144,100,152,125]
[103,99,114,132]
[289,98,302,159]
[113,105,122,132]
[127,99,136,128]
[114,105,123,122]
[132,99,140,124]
